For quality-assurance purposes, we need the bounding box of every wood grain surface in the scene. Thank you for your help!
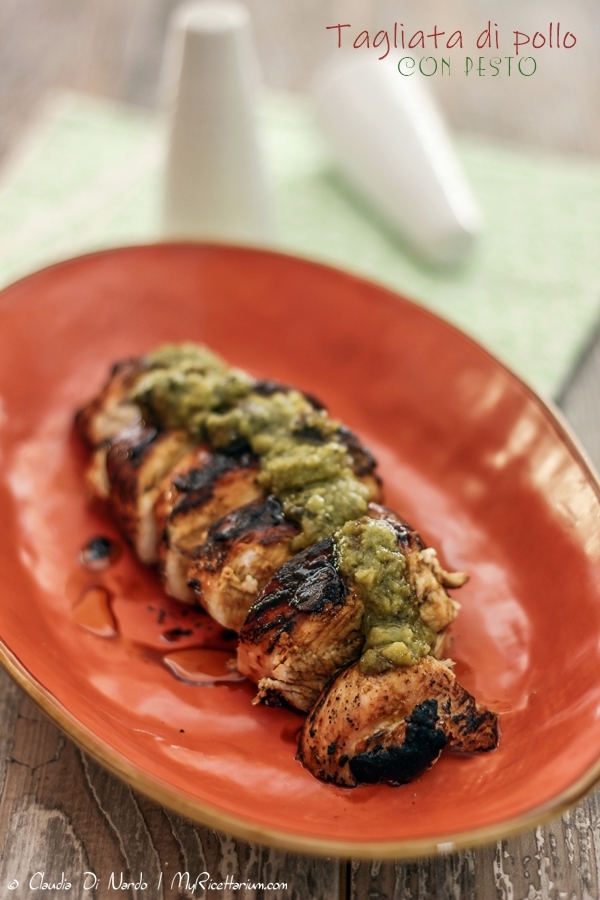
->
[1,1,600,898]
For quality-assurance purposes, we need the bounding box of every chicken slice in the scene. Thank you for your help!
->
[237,508,465,712]
[75,358,144,448]
[298,657,498,786]
[186,431,381,634]
[76,359,148,500]
[156,448,263,603]
[187,497,299,631]
[105,425,194,563]
[237,538,365,712]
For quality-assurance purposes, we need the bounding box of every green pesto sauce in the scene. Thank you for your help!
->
[131,344,253,434]
[334,518,436,673]
[206,389,371,550]
[128,344,370,549]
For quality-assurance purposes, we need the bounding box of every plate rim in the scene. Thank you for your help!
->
[1,240,600,860]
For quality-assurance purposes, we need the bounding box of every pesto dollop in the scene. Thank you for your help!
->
[127,344,371,549]
[334,518,436,673]
[205,390,371,549]
[131,344,253,434]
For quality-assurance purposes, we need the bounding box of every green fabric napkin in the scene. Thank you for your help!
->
[1,90,599,398]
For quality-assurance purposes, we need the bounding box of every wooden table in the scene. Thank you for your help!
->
[1,1,600,897]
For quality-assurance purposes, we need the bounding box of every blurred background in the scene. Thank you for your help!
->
[0,0,599,405]
[1,0,598,162]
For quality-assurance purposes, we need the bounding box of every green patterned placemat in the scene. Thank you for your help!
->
[1,90,599,397]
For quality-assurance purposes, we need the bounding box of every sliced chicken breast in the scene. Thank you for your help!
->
[237,509,465,712]
[188,497,299,631]
[237,538,365,712]
[105,425,193,563]
[298,657,498,786]
[155,448,263,602]
[75,358,144,448]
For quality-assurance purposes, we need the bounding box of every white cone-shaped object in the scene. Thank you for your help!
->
[161,0,274,244]
[312,56,482,266]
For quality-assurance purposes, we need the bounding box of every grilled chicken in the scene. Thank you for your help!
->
[298,657,498,786]
[76,359,147,499]
[155,447,263,602]
[188,497,299,631]
[75,358,144,448]
[237,509,463,712]
[186,443,381,632]
[76,346,493,789]
[104,425,193,563]
[156,437,379,608]
[238,537,365,712]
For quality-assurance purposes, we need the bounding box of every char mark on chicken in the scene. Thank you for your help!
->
[336,425,378,477]
[188,497,299,631]
[156,447,263,602]
[104,425,193,563]
[298,656,498,786]
[237,507,465,712]
[74,345,493,791]
[237,538,364,712]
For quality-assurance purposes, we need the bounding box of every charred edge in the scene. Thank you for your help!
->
[237,609,294,654]
[104,433,159,521]
[259,687,291,708]
[241,538,346,634]
[171,452,258,515]
[367,505,424,552]
[191,497,297,573]
[390,520,423,552]
[209,496,289,544]
[173,452,255,493]
[73,402,97,443]
[291,564,346,612]
[451,695,500,748]
[348,699,448,785]
[253,380,291,398]
[336,425,378,477]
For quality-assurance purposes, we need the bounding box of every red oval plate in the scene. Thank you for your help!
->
[1,244,600,859]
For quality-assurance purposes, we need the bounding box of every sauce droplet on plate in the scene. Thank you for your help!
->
[73,586,118,638]
[163,648,245,685]
[79,536,120,571]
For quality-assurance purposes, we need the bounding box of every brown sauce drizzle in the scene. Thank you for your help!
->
[163,648,245,685]
[73,586,117,638]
